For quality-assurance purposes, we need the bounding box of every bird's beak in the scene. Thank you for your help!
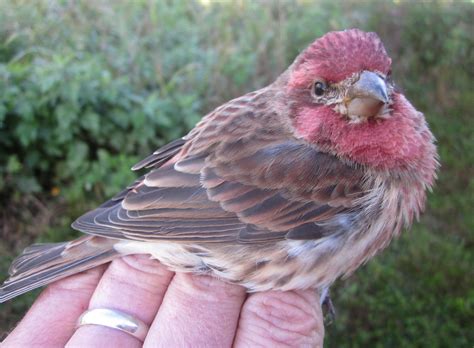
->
[346,70,389,119]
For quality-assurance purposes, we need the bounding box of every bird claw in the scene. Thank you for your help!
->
[322,291,336,325]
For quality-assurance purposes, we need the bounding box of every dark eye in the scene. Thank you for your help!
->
[313,80,327,96]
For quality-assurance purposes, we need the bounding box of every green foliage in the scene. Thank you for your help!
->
[0,0,473,345]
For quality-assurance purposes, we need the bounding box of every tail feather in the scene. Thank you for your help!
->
[9,242,67,276]
[0,236,118,303]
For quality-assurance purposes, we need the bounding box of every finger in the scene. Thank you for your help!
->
[145,273,246,347]
[234,289,324,347]
[67,255,173,348]
[3,265,106,348]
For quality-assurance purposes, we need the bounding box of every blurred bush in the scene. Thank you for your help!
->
[0,0,472,346]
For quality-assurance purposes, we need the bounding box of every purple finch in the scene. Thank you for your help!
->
[0,29,438,303]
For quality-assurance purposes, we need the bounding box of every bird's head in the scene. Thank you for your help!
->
[287,29,393,123]
[282,29,438,182]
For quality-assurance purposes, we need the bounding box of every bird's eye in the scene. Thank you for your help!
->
[313,80,327,96]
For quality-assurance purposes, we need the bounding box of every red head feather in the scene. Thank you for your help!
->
[289,29,392,88]
[287,30,437,181]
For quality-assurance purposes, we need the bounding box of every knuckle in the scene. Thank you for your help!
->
[46,267,103,297]
[108,256,172,293]
[239,291,322,347]
[120,254,169,277]
[175,273,245,302]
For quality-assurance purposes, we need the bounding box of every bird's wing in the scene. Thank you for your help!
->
[73,90,367,243]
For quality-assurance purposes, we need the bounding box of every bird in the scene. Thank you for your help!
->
[0,29,438,304]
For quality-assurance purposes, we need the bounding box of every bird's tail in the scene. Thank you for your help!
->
[0,235,119,303]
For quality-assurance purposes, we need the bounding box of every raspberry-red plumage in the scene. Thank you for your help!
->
[290,29,392,87]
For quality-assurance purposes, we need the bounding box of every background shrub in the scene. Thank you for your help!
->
[0,1,472,346]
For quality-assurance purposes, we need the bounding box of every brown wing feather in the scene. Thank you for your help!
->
[72,88,367,243]
[131,138,186,170]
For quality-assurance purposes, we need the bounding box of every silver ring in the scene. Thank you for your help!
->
[77,308,149,342]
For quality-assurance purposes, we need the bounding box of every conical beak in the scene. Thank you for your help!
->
[346,71,389,118]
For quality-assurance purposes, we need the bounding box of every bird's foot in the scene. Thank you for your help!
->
[322,293,336,325]
[319,287,336,325]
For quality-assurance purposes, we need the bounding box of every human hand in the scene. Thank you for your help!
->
[2,255,324,347]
